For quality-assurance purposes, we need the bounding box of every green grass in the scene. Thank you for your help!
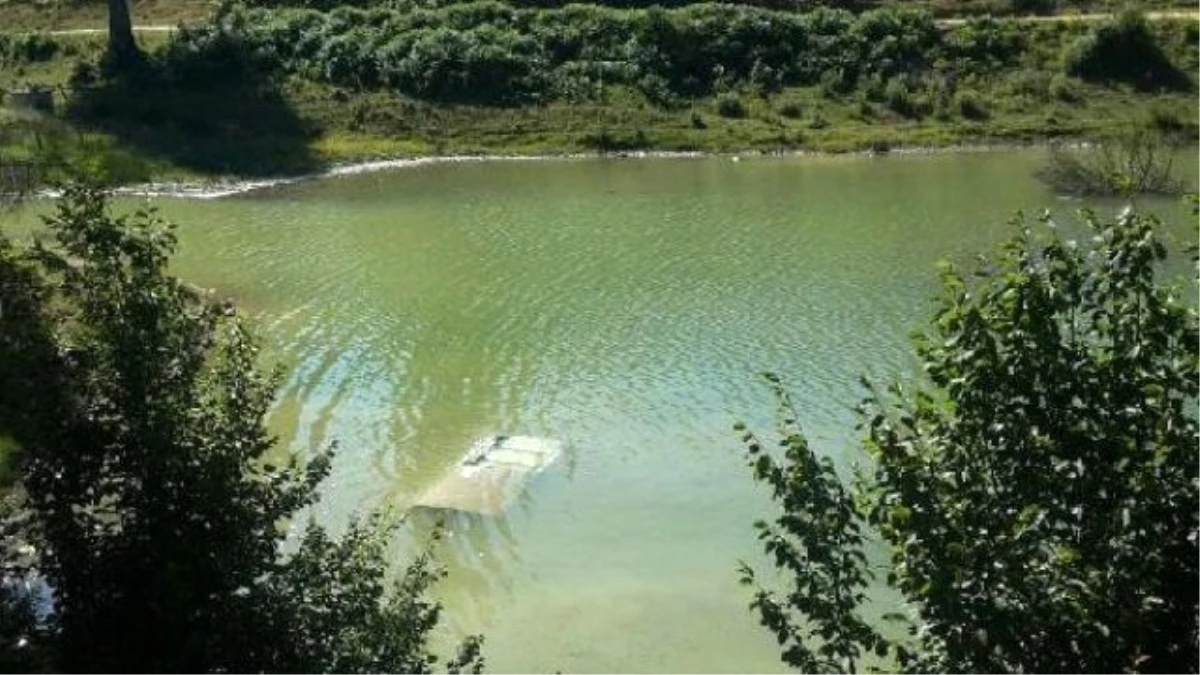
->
[293,79,1196,160]
[4,74,1195,184]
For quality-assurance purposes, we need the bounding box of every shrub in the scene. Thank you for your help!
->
[1037,126,1184,195]
[884,76,917,116]
[145,3,1034,108]
[0,33,59,64]
[244,0,380,8]
[392,26,544,104]
[319,28,379,87]
[1062,9,1189,90]
[580,128,649,151]
[860,73,886,100]
[955,89,989,120]
[1186,19,1200,45]
[12,34,59,63]
[717,93,747,118]
[1147,103,1188,136]
[749,58,783,94]
[160,22,280,86]
[865,138,891,153]
[819,67,855,98]
[1011,0,1057,16]
[855,96,875,120]
[638,73,680,108]
[1010,68,1052,100]
[1048,73,1078,101]
[68,61,99,89]
[948,17,1025,70]
[850,8,940,79]
[778,101,803,118]
[925,74,956,119]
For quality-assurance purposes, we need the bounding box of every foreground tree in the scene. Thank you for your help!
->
[0,229,56,673]
[0,185,481,673]
[740,206,1199,673]
[738,377,886,674]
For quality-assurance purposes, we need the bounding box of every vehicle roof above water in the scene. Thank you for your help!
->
[412,435,563,516]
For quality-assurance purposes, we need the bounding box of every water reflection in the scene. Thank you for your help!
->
[404,505,522,629]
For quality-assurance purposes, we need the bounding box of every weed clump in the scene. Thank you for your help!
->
[1037,126,1183,195]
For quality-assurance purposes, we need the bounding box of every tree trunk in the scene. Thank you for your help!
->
[107,0,140,67]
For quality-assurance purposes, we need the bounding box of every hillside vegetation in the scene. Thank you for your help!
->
[176,4,1193,105]
[0,2,1196,181]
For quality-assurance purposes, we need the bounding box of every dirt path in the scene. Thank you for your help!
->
[936,9,1198,25]
[41,25,177,36]
[16,8,1198,35]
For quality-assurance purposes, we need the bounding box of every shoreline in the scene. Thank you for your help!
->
[89,140,1057,201]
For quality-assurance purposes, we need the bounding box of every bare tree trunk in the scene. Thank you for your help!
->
[107,0,141,67]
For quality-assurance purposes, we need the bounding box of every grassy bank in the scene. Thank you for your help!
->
[0,5,1195,185]
[0,0,213,32]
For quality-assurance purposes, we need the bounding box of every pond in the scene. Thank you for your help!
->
[6,149,1196,672]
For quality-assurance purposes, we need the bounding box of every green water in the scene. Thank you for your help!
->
[6,150,1196,672]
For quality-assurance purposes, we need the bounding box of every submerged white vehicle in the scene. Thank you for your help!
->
[411,435,563,515]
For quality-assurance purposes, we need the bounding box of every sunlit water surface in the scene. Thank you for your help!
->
[5,150,1195,672]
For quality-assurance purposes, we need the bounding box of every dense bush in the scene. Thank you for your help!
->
[1063,9,1189,90]
[778,100,803,118]
[158,21,280,85]
[1010,0,1057,16]
[0,33,59,64]
[947,16,1025,69]
[954,88,989,120]
[1009,67,1052,100]
[1048,72,1078,101]
[170,4,950,105]
[390,26,546,103]
[243,0,391,9]
[717,93,748,118]
[240,0,872,9]
[883,76,919,116]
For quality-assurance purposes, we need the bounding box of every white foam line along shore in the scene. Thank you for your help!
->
[27,141,1098,201]
[59,152,710,200]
